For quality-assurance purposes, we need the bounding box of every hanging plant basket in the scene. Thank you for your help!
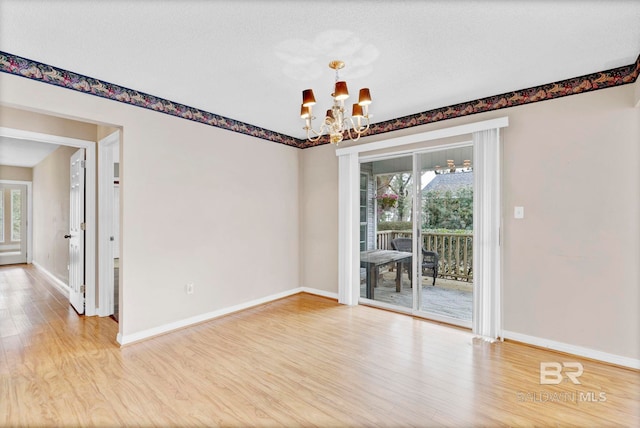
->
[376,193,398,210]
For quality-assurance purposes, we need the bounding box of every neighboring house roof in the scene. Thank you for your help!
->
[422,171,473,194]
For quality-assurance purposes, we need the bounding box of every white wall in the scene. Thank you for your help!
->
[301,83,640,362]
[0,72,300,340]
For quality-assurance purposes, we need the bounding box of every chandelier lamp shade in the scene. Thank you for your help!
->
[300,60,372,145]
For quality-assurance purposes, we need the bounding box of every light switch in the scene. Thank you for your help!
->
[514,206,524,219]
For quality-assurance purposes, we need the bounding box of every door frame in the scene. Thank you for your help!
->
[358,142,474,328]
[336,117,508,338]
[0,127,97,316]
[98,130,120,317]
[0,180,32,264]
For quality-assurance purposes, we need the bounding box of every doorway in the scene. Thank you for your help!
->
[0,182,29,265]
[359,145,474,328]
[337,117,507,341]
[0,127,98,315]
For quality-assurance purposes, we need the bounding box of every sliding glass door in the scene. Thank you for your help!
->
[359,146,474,328]
[359,154,415,311]
[415,150,473,327]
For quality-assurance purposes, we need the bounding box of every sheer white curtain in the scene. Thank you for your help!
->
[472,128,502,341]
[337,153,360,305]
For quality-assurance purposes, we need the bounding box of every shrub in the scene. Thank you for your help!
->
[377,221,412,231]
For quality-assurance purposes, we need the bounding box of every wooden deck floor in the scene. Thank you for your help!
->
[1,264,639,426]
[362,271,473,320]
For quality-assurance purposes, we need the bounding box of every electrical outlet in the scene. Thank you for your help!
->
[185,283,194,295]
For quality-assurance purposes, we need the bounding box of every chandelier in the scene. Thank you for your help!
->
[299,60,372,145]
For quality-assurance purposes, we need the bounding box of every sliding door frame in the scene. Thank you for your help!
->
[336,117,508,339]
[358,142,474,328]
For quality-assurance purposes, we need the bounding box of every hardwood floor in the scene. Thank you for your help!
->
[1,264,638,427]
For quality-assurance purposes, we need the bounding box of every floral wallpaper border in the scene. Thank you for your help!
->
[0,51,306,148]
[1,51,638,149]
[304,53,640,148]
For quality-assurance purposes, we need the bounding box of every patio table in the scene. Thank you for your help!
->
[360,250,413,299]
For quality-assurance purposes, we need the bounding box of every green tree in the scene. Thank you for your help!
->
[423,186,473,230]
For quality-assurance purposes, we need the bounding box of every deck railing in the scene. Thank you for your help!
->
[376,230,473,281]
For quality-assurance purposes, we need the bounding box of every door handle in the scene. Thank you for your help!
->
[64,234,72,239]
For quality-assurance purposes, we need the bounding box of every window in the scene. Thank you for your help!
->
[11,189,21,242]
[359,173,368,251]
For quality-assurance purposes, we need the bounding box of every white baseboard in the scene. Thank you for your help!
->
[32,260,70,298]
[502,330,640,370]
[117,286,337,346]
[300,287,338,300]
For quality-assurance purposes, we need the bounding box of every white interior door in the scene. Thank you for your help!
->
[113,184,119,259]
[0,183,28,265]
[69,148,86,314]
[98,130,119,317]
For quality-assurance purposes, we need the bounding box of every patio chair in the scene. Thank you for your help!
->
[390,237,439,286]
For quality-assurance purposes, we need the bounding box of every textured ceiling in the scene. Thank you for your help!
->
[0,1,639,142]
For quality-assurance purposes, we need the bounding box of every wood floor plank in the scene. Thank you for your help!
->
[0,264,638,426]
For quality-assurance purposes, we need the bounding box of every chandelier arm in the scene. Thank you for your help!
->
[359,116,371,133]
[306,128,323,142]
[343,116,371,142]
[307,128,324,139]
[305,120,330,141]
[345,126,361,142]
